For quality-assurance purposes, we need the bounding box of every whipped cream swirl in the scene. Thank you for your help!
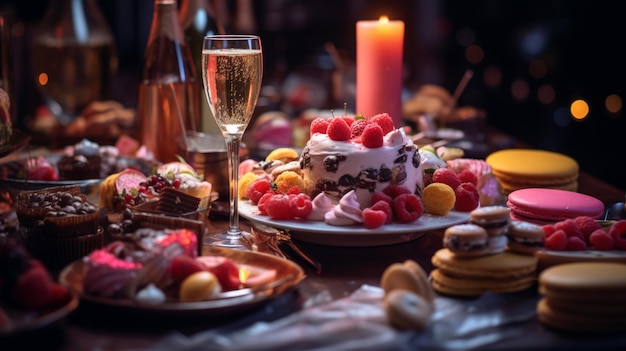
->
[324,190,363,226]
[307,192,335,221]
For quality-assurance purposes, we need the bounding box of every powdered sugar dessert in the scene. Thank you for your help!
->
[299,113,423,209]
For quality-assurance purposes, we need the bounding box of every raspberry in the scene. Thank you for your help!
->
[544,229,567,251]
[289,193,313,218]
[392,193,423,223]
[370,191,392,206]
[362,208,387,229]
[369,113,395,135]
[432,168,461,190]
[555,219,584,242]
[454,182,479,212]
[370,200,393,224]
[382,185,411,199]
[609,220,626,250]
[246,178,272,204]
[265,194,295,220]
[589,229,614,250]
[350,119,370,139]
[327,117,351,141]
[566,236,587,251]
[457,169,478,186]
[361,123,384,148]
[257,192,274,215]
[574,216,602,240]
[310,118,329,135]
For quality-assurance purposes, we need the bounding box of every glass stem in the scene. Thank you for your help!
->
[225,133,242,236]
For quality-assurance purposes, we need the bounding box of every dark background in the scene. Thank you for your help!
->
[1,0,624,192]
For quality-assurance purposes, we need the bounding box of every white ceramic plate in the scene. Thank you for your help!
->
[239,200,470,247]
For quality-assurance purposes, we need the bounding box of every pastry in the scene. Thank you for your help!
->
[442,224,489,257]
[57,139,102,180]
[380,259,435,304]
[506,188,604,224]
[506,220,545,255]
[384,289,433,331]
[430,248,538,296]
[485,148,579,194]
[537,262,626,333]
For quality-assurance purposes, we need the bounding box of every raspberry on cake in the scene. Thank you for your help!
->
[299,114,423,209]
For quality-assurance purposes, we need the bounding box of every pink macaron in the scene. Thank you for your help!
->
[506,188,604,224]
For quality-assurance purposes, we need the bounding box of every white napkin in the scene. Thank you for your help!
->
[139,285,408,351]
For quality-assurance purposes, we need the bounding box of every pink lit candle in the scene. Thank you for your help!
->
[356,16,404,127]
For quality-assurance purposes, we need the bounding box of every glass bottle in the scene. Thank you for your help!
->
[179,0,223,135]
[138,0,201,163]
[32,0,118,125]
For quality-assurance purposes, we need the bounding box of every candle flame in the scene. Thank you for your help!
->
[379,16,390,24]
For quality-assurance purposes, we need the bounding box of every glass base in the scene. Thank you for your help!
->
[204,230,251,251]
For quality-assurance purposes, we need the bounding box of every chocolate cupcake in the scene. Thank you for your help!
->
[57,139,102,180]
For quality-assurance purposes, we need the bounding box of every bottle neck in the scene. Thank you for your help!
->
[149,0,184,43]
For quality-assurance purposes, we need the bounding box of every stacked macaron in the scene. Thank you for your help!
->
[507,188,604,225]
[469,206,511,254]
[505,220,545,255]
[537,262,626,333]
[430,219,538,296]
[430,248,538,296]
[485,149,579,194]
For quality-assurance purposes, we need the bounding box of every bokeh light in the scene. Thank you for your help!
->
[570,99,589,120]
[465,45,484,64]
[537,84,555,104]
[483,65,502,88]
[605,94,622,114]
[511,79,529,101]
[38,73,48,86]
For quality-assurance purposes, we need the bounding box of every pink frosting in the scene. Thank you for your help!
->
[307,192,335,221]
[324,190,363,226]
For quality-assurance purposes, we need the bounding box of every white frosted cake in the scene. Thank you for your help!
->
[299,114,423,209]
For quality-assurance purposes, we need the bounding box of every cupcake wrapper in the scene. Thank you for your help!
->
[44,210,100,237]
[25,227,104,268]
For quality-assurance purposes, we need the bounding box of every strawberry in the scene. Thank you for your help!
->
[327,118,351,141]
[310,118,330,135]
[432,168,461,190]
[341,116,355,126]
[362,208,387,229]
[361,123,384,148]
[170,255,206,284]
[289,193,312,218]
[206,257,242,291]
[392,193,423,223]
[454,182,479,212]
[246,178,272,204]
[350,119,370,139]
[370,200,393,224]
[45,283,71,310]
[369,113,395,135]
[13,266,53,309]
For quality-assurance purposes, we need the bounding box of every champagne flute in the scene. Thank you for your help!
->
[201,35,262,249]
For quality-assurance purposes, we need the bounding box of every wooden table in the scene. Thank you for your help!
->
[5,126,626,351]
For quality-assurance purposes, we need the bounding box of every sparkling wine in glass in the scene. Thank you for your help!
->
[202,35,262,249]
